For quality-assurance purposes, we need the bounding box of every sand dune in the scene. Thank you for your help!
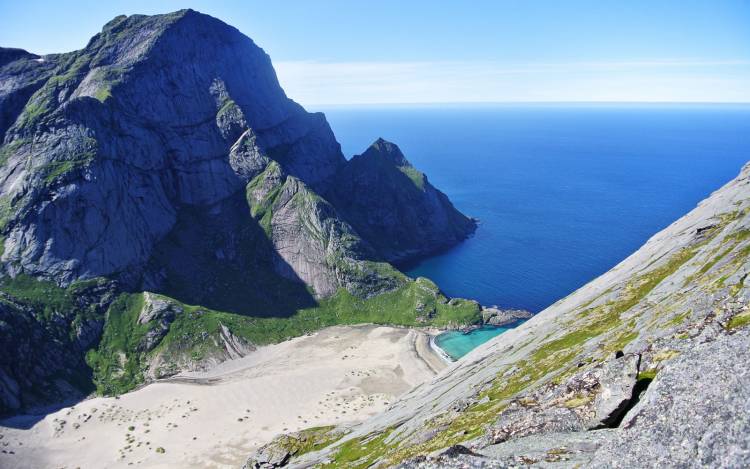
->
[0,325,445,469]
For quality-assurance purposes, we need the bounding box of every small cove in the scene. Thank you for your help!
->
[433,326,510,361]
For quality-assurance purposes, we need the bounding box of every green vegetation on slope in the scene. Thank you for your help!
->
[0,274,76,321]
[0,138,27,167]
[322,428,395,469]
[272,426,346,460]
[216,97,239,119]
[398,166,426,190]
[727,310,750,330]
[0,274,105,327]
[246,163,284,237]
[85,293,149,395]
[85,277,481,395]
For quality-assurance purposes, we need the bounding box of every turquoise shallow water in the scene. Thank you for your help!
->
[434,326,510,360]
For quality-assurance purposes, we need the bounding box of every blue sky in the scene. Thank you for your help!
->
[2,0,749,104]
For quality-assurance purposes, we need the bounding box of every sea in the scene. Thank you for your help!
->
[319,103,750,358]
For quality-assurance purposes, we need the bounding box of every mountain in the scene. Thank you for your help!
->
[250,163,750,467]
[0,10,479,415]
[328,138,476,263]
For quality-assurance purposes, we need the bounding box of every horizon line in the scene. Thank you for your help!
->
[305,100,750,108]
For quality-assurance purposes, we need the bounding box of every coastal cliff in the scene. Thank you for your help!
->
[0,10,479,415]
[252,163,750,467]
[328,138,476,263]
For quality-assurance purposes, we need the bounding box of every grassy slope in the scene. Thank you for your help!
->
[0,271,480,397]
[80,276,480,395]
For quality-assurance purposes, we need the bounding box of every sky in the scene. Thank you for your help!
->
[1,0,749,105]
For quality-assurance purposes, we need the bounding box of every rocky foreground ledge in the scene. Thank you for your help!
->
[246,163,750,468]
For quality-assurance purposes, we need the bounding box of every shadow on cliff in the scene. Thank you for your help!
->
[143,191,317,317]
[0,397,88,429]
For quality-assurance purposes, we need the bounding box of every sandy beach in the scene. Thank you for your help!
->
[0,325,446,469]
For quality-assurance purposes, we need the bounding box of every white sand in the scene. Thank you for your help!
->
[0,325,445,469]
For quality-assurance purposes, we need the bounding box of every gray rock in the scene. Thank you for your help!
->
[244,426,347,469]
[245,445,291,469]
[481,307,533,326]
[136,293,183,352]
[137,292,182,325]
[591,330,750,468]
[590,353,639,427]
[488,404,586,444]
[0,10,347,287]
[0,48,55,142]
[400,430,616,468]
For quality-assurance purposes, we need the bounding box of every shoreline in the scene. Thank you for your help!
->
[413,330,451,372]
[429,333,456,364]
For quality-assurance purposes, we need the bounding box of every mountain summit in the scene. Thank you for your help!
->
[329,138,476,262]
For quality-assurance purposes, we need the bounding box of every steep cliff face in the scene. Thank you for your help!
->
[0,48,56,142]
[271,163,750,468]
[0,10,346,289]
[247,162,404,298]
[0,10,479,415]
[329,138,477,263]
[0,277,118,413]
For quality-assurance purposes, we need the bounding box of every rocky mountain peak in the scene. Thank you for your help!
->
[0,10,351,286]
[361,137,412,167]
[329,138,476,263]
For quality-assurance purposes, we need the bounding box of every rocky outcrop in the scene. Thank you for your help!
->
[590,329,750,468]
[329,138,477,263]
[247,162,403,298]
[136,292,183,351]
[145,319,256,380]
[243,426,347,469]
[480,307,532,326]
[274,162,750,468]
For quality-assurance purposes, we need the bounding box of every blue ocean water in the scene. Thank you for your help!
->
[434,326,510,361]
[319,103,750,314]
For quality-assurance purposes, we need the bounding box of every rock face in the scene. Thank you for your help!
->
[0,48,55,142]
[480,307,532,326]
[136,292,183,351]
[275,162,750,468]
[0,10,344,288]
[0,10,477,415]
[329,138,477,263]
[0,278,117,413]
[246,162,402,298]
